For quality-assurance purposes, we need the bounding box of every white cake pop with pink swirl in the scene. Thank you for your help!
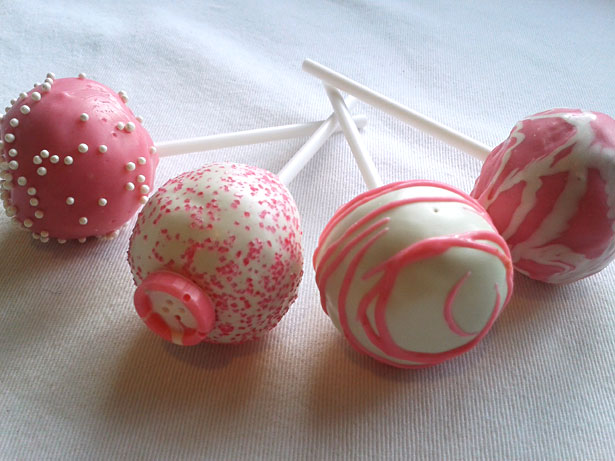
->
[472,109,615,284]
[314,180,514,368]
[128,162,304,345]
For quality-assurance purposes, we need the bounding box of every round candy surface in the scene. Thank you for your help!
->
[314,180,513,368]
[128,162,304,345]
[0,75,157,242]
[472,109,615,283]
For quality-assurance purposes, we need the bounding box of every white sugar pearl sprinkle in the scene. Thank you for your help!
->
[78,73,86,79]
[8,160,18,170]
[80,113,89,122]
[19,92,27,100]
[125,122,135,132]
[35,210,44,219]
[44,78,53,84]
[78,143,88,153]
[8,149,18,157]
[17,176,26,186]
[33,156,42,165]
[41,230,49,238]
[139,185,150,194]
[125,162,135,171]
[98,198,107,207]
[5,134,15,143]
[9,118,19,127]
[116,122,125,130]
[149,146,157,154]
[40,150,49,158]
[27,187,36,196]
[79,217,88,225]
[2,182,13,190]
[20,105,30,115]
[9,99,15,105]
[125,182,135,191]
[136,115,143,123]
[23,219,33,228]
[66,197,75,205]
[37,167,47,176]
[137,175,145,183]
[30,198,39,206]
[78,237,86,243]
[31,92,41,102]
[46,72,55,79]
[139,196,148,204]
[137,157,146,165]
[118,90,128,102]
[50,155,59,164]
[64,156,73,165]
[98,145,108,153]
[41,83,51,92]
[6,206,17,217]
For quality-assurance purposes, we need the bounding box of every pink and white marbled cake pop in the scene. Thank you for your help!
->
[128,162,303,345]
[0,74,158,242]
[472,109,615,283]
[314,180,513,368]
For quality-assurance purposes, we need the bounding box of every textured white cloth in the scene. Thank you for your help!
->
[1,1,614,459]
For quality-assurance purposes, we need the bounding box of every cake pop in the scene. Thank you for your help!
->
[303,59,615,284]
[0,72,365,243]
[312,85,513,368]
[128,107,367,345]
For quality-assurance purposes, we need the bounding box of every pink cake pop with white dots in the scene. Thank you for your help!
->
[127,103,366,345]
[312,86,513,368]
[303,60,615,284]
[0,72,365,243]
[0,74,158,242]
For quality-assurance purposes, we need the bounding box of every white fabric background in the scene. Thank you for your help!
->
[1,1,614,459]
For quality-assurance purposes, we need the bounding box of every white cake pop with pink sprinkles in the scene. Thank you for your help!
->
[128,162,304,345]
[0,74,158,242]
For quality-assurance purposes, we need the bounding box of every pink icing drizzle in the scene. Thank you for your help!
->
[314,180,514,368]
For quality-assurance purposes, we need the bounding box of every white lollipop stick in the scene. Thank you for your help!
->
[324,85,383,190]
[277,96,367,185]
[155,114,367,157]
[303,59,492,161]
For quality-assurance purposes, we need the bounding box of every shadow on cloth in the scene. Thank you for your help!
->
[97,328,272,447]
[306,326,487,427]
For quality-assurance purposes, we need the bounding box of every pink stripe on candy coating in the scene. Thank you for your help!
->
[472,109,615,283]
[314,180,513,368]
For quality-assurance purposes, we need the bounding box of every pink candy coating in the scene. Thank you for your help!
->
[128,163,303,344]
[0,76,158,241]
[472,109,615,283]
